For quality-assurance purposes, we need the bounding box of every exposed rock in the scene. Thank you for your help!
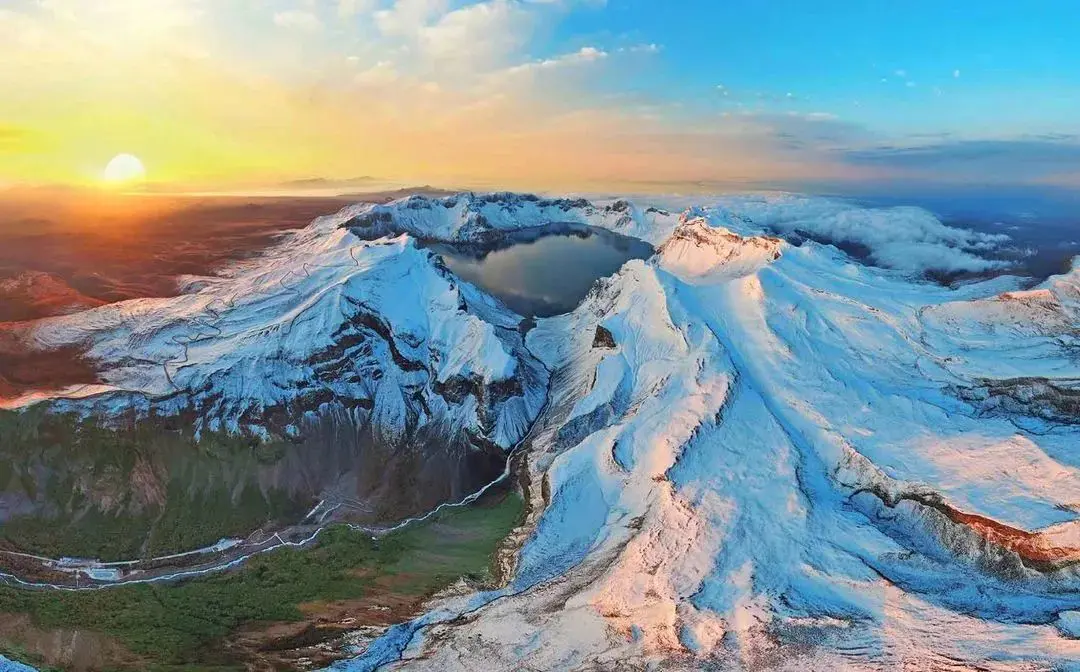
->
[954,376,1080,424]
[591,325,616,349]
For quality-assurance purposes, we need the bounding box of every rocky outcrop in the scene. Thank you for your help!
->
[591,325,616,349]
[954,376,1080,425]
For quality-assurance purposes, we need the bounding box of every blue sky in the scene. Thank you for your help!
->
[3,0,1080,190]
[554,0,1080,133]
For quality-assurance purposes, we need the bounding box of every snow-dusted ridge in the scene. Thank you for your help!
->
[19,213,545,447]
[656,216,783,280]
[6,192,1080,670]
[342,192,681,246]
[330,193,1080,671]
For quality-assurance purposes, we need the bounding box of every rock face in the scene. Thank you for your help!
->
[955,376,1080,425]
[11,192,1080,671]
[591,325,616,349]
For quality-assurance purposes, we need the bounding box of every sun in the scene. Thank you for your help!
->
[102,153,147,185]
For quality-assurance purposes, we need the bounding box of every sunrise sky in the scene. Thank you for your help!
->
[3,0,1080,193]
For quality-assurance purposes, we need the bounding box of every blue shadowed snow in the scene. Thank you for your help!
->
[327,620,425,672]
[513,458,610,590]
[0,657,37,672]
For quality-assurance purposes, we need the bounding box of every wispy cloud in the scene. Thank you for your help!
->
[2,0,1077,193]
[843,137,1080,184]
[418,0,534,69]
[500,46,608,77]
[375,0,449,37]
[338,0,375,18]
[354,60,400,86]
[273,9,323,32]
[619,43,660,54]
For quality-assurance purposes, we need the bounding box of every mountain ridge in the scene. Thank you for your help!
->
[4,192,1080,670]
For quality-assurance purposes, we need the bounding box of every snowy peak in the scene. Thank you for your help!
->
[18,217,547,450]
[379,195,1080,672]
[343,192,680,245]
[655,216,783,281]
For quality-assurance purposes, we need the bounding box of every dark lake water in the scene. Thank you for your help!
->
[432,229,653,318]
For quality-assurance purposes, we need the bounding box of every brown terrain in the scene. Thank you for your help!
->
[226,571,435,670]
[0,614,146,671]
[945,505,1080,567]
[0,323,99,401]
[875,489,1080,570]
[0,191,360,314]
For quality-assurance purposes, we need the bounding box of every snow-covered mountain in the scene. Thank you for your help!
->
[344,192,678,245]
[19,213,546,439]
[10,192,1080,670]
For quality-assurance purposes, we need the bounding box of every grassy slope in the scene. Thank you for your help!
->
[0,491,524,671]
[0,409,309,561]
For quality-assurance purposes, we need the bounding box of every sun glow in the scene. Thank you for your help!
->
[102,153,147,185]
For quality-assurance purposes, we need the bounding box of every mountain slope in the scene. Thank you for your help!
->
[4,193,1080,671]
[0,203,553,554]
[335,196,1080,672]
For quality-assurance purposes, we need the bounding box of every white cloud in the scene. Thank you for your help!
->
[0,0,209,68]
[571,46,606,61]
[36,0,205,29]
[375,0,448,37]
[498,46,608,78]
[372,0,601,75]
[953,69,961,78]
[726,198,1012,274]
[355,60,400,86]
[273,9,323,32]
[338,0,375,18]
[619,43,659,54]
[418,0,534,68]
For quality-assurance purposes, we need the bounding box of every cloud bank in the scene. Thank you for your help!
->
[717,196,1013,274]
